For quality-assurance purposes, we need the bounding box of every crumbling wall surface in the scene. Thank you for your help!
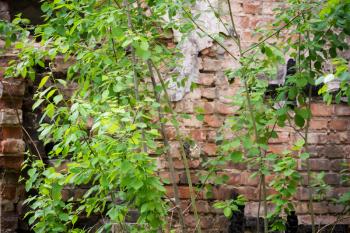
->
[0,54,26,232]
[0,0,349,232]
[0,2,26,232]
[159,0,350,232]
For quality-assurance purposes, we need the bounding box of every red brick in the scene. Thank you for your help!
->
[297,159,330,171]
[306,133,327,144]
[295,202,309,214]
[332,187,350,198]
[195,200,211,213]
[335,105,350,116]
[204,115,223,128]
[0,79,25,97]
[201,58,222,72]
[296,187,310,201]
[244,202,275,217]
[309,119,328,130]
[240,172,259,186]
[73,188,87,200]
[227,161,247,170]
[238,16,250,28]
[328,203,345,213]
[179,171,199,184]
[0,98,23,109]
[0,139,25,154]
[313,202,329,214]
[0,156,23,170]
[296,202,329,214]
[268,144,288,154]
[0,127,22,140]
[181,115,202,128]
[190,129,206,141]
[212,186,237,200]
[202,143,217,156]
[0,185,16,200]
[323,145,344,159]
[201,87,216,99]
[326,132,348,144]
[61,189,71,201]
[184,214,213,229]
[243,2,261,14]
[218,86,237,103]
[310,103,334,116]
[197,73,215,86]
[235,186,258,201]
[207,130,217,142]
[329,119,349,131]
[214,101,237,115]
[268,132,290,144]
[324,173,340,185]
[173,159,184,169]
[0,54,17,66]
[169,142,181,159]
[175,100,194,113]
[298,215,337,225]
[203,102,215,114]
[159,171,179,184]
[330,159,349,171]
[225,173,241,185]
[166,186,200,199]
[164,127,176,140]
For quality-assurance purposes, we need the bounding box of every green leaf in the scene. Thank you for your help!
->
[300,152,310,160]
[230,151,243,163]
[46,103,55,119]
[33,99,44,110]
[38,76,50,89]
[294,114,305,127]
[223,207,232,218]
[196,114,204,121]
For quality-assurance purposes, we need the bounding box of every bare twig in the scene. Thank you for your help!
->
[150,60,202,233]
[316,216,350,233]
[147,60,187,233]
[123,0,147,153]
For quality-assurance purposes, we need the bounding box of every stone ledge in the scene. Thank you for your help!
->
[0,109,22,125]
[0,155,23,170]
[0,79,25,97]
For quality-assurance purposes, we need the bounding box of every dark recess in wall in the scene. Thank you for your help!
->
[9,0,43,25]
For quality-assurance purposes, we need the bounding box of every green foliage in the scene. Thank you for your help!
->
[213,195,246,218]
[3,0,195,232]
[194,0,350,232]
[3,0,350,232]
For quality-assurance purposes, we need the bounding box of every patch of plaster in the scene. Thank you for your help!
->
[167,0,228,101]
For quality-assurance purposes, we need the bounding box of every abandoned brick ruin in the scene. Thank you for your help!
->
[0,0,350,232]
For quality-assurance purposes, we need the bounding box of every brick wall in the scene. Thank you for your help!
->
[162,89,350,231]
[0,54,26,232]
[158,0,350,231]
[0,0,349,232]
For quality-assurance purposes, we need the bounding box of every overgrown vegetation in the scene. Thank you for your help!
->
[0,0,350,232]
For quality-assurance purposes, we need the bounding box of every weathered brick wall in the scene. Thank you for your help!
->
[158,0,350,231]
[0,0,349,232]
[0,54,26,232]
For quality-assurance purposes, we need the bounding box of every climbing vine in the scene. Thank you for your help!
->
[1,0,350,232]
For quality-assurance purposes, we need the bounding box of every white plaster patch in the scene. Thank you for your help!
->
[167,0,228,101]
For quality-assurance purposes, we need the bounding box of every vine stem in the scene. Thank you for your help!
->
[301,8,315,232]
[316,215,350,233]
[147,61,187,233]
[181,3,312,232]
[123,0,147,152]
[150,60,202,233]
[243,78,268,233]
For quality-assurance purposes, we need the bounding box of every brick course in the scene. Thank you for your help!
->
[1,0,350,232]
